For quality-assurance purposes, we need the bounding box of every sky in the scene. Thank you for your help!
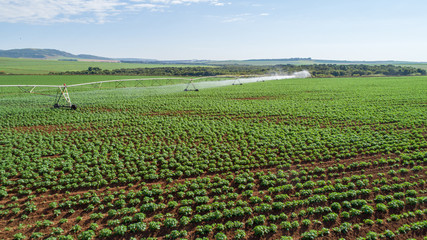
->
[1,0,427,61]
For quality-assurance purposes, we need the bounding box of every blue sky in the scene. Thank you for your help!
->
[1,0,427,61]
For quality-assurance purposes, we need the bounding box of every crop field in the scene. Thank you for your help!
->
[0,75,196,88]
[401,64,427,72]
[0,76,426,240]
[0,57,205,74]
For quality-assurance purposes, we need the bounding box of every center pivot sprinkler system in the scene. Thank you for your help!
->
[0,75,287,110]
[54,84,76,110]
[183,79,199,91]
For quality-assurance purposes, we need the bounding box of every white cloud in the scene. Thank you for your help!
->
[222,13,254,23]
[220,11,270,24]
[130,3,167,12]
[131,0,225,6]
[144,0,223,4]
[0,0,225,24]
[129,0,226,13]
[0,0,126,24]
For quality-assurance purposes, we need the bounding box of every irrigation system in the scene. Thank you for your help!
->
[0,73,309,110]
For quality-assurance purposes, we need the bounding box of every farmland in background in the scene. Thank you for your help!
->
[400,64,427,71]
[0,75,194,87]
[2,56,427,76]
[0,58,205,74]
[0,76,426,240]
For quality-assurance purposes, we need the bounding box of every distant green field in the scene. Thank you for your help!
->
[400,64,427,71]
[0,75,197,96]
[0,57,203,74]
[209,59,316,66]
[212,59,427,67]
[0,75,228,87]
[0,75,167,85]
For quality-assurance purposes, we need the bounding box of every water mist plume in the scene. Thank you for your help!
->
[193,70,311,90]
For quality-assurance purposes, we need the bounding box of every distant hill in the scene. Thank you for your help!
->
[0,48,111,60]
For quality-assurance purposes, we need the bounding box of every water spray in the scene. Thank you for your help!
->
[187,70,311,91]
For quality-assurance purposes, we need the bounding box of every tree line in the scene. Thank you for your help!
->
[50,64,426,77]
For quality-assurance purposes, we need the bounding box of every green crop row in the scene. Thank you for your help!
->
[0,76,426,239]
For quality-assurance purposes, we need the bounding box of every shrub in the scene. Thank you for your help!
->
[349,208,361,217]
[365,231,378,240]
[196,225,213,235]
[323,212,338,222]
[107,219,120,226]
[341,211,350,219]
[215,223,225,231]
[279,237,293,240]
[382,229,395,238]
[0,189,8,198]
[388,200,405,209]
[270,224,278,233]
[302,219,311,226]
[350,199,367,208]
[113,225,127,236]
[390,214,401,221]
[164,217,179,228]
[376,203,388,212]
[149,221,162,230]
[192,214,203,223]
[318,228,330,236]
[77,230,95,240]
[30,232,44,239]
[13,233,26,240]
[43,220,54,227]
[361,205,374,215]
[342,201,351,209]
[71,224,82,233]
[301,230,318,240]
[280,221,292,231]
[406,189,417,197]
[353,224,361,231]
[215,232,227,240]
[180,216,190,226]
[53,209,61,217]
[128,222,146,232]
[141,202,158,212]
[49,202,58,209]
[331,202,341,212]
[291,221,299,229]
[253,225,269,236]
[179,206,193,216]
[406,197,418,205]
[98,228,113,238]
[364,219,374,225]
[253,215,266,225]
[335,222,352,234]
[165,230,187,239]
[59,218,68,224]
[168,201,179,208]
[250,196,263,204]
[374,195,386,203]
[234,229,246,240]
[133,212,146,222]
[89,212,103,220]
